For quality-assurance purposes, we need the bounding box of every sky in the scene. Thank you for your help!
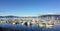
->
[0,0,60,16]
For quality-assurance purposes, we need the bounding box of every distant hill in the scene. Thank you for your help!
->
[38,14,60,20]
[0,16,20,18]
[0,14,60,18]
[38,14,60,17]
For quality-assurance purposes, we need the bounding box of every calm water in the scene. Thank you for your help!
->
[0,23,60,31]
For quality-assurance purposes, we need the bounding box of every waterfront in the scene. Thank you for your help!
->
[0,23,60,31]
[0,15,60,31]
[0,0,60,31]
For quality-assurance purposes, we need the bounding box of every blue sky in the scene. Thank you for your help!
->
[0,0,60,16]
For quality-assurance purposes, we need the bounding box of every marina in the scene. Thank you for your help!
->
[0,0,60,31]
[0,15,60,31]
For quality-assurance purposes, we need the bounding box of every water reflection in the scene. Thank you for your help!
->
[24,22,28,26]
[0,23,60,31]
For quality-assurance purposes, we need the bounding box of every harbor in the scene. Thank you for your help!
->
[0,15,60,28]
[0,15,60,31]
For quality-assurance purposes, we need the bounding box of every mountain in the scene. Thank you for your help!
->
[0,16,20,18]
[38,14,60,20]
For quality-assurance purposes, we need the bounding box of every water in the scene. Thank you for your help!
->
[0,23,60,31]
